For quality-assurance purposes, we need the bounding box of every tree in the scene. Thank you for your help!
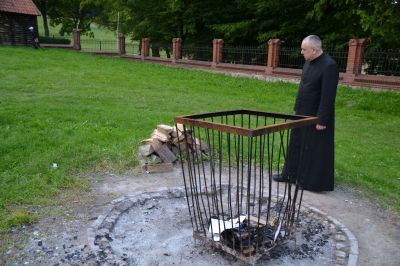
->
[307,0,400,47]
[96,0,399,48]
[250,0,312,45]
[99,0,235,44]
[357,0,400,47]
[33,0,53,37]
[48,0,102,36]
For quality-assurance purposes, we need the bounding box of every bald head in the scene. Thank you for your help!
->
[301,35,323,61]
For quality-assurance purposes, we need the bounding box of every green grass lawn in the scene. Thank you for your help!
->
[0,46,399,233]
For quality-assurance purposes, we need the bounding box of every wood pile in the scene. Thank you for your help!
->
[138,124,209,173]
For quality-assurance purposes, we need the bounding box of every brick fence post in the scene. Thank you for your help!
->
[343,38,367,83]
[141,38,150,60]
[118,34,126,55]
[212,39,224,67]
[266,39,282,75]
[172,38,182,64]
[73,29,81,50]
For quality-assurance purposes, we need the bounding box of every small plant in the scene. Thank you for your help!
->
[6,210,37,228]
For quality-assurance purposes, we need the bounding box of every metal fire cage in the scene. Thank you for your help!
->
[174,109,317,263]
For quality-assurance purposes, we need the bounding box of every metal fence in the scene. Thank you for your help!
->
[279,46,348,72]
[149,43,172,58]
[278,47,304,69]
[181,45,213,61]
[80,39,118,51]
[362,48,400,76]
[222,46,267,66]
[324,47,348,73]
[125,43,140,55]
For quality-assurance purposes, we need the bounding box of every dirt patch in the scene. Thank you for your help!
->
[109,193,334,265]
[1,166,399,265]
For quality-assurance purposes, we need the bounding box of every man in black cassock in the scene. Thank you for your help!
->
[274,35,339,191]
[29,26,40,49]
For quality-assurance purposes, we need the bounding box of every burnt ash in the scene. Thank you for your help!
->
[109,194,334,265]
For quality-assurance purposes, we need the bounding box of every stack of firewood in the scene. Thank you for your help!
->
[138,124,209,173]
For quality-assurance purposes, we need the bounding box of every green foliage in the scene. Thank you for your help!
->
[34,0,400,47]
[39,36,71,44]
[0,46,399,233]
[307,0,400,47]
[46,0,103,36]
[37,16,119,41]
[98,0,222,44]
[357,1,400,47]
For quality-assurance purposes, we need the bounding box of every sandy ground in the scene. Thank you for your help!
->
[1,166,399,265]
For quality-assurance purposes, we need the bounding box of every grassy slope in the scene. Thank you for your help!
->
[0,46,399,233]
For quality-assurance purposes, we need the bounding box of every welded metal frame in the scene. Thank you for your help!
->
[174,109,317,263]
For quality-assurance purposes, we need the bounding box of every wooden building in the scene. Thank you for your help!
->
[0,0,41,46]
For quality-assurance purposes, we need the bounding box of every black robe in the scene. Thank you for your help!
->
[283,53,339,191]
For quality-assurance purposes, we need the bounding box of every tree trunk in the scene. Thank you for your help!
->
[36,0,49,36]
[43,14,49,37]
[152,47,160,57]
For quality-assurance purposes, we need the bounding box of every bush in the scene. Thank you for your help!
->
[39,36,71,45]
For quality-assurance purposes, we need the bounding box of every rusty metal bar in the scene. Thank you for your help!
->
[175,110,317,263]
[174,110,317,137]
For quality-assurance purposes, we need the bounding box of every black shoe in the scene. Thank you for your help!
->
[272,174,289,182]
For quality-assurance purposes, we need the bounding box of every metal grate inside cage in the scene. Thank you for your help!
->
[174,110,317,263]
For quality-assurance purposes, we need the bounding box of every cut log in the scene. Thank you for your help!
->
[172,137,179,146]
[151,139,177,163]
[184,133,194,144]
[138,124,211,174]
[144,162,173,173]
[176,141,188,152]
[151,129,171,142]
[176,123,184,133]
[151,154,162,164]
[157,124,174,135]
[177,132,185,141]
[194,138,209,151]
[170,129,178,138]
[176,123,191,134]
[140,138,154,145]
[171,145,179,155]
[138,144,154,157]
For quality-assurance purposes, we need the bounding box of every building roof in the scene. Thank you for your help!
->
[0,0,41,16]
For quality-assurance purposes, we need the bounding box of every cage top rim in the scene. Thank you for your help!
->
[174,109,317,137]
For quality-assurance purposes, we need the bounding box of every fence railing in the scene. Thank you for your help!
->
[324,47,348,73]
[362,48,400,76]
[149,43,172,58]
[278,47,348,72]
[125,43,140,55]
[45,31,399,89]
[278,47,304,69]
[222,45,267,66]
[181,45,212,61]
[80,39,118,51]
